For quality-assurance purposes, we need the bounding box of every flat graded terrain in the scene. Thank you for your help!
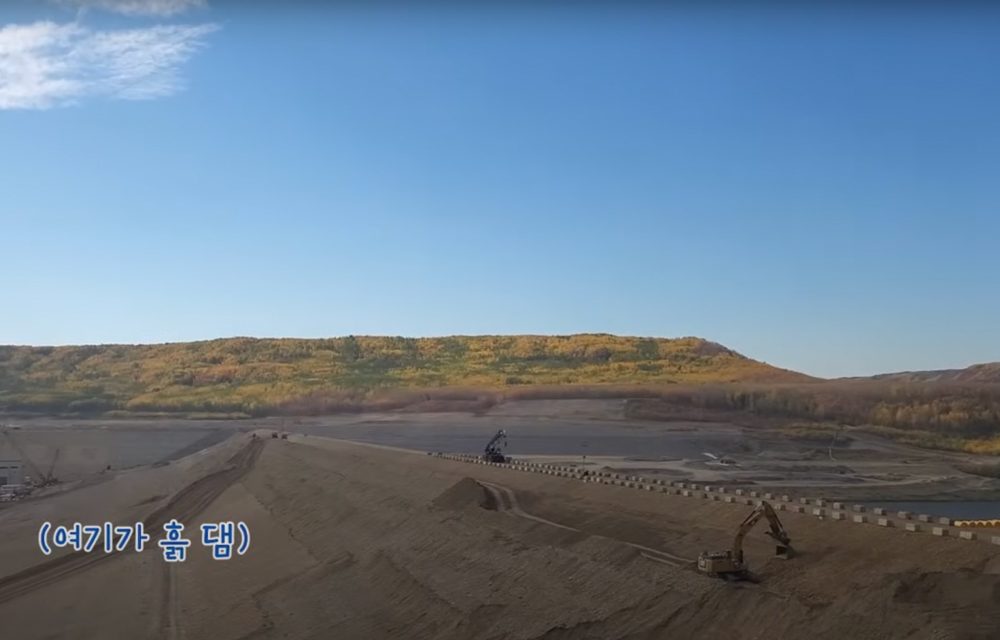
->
[2,424,1000,639]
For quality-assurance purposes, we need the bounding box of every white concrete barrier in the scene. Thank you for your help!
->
[832,511,845,520]
[813,508,826,518]
[938,517,953,526]
[897,511,911,520]
[852,504,866,513]
[991,536,1000,546]
[873,507,886,516]
[959,531,977,540]
[932,527,949,537]
[905,523,920,532]
[853,515,867,524]
[877,518,892,527]
[918,514,932,523]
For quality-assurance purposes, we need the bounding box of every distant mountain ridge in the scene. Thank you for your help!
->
[868,362,1000,384]
[0,334,811,416]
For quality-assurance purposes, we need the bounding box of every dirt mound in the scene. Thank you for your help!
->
[431,477,491,510]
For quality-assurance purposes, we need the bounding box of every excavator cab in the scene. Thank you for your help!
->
[698,500,792,580]
[697,550,746,576]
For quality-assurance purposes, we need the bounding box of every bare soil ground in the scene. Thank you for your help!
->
[0,426,998,639]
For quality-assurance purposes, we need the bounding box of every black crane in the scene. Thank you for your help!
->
[482,429,509,463]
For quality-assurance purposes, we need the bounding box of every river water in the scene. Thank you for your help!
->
[859,500,1000,520]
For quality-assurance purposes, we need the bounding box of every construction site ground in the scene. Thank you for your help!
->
[1,400,1000,638]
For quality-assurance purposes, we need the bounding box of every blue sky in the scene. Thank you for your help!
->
[1,1,998,378]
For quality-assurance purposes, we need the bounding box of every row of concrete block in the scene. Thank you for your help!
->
[431,453,1000,546]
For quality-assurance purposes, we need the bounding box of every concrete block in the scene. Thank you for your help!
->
[735,489,745,496]
[877,518,892,527]
[781,495,792,502]
[717,487,727,494]
[852,504,866,513]
[799,497,810,505]
[744,498,755,505]
[932,527,949,537]
[853,515,867,524]
[991,536,1000,546]
[897,511,912,520]
[959,531,977,540]
[872,507,886,516]
[764,492,774,499]
[682,490,692,497]
[832,502,843,510]
[711,494,720,501]
[905,523,920,532]
[776,503,786,511]
[724,496,735,503]
[813,508,826,518]
[690,484,700,491]
[938,517,953,526]
[749,491,760,498]
[792,505,805,513]
[832,511,845,520]
[815,499,826,507]
[918,514,932,523]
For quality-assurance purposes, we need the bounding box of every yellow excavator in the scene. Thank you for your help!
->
[698,500,792,580]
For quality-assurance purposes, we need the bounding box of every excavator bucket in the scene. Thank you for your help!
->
[775,544,791,559]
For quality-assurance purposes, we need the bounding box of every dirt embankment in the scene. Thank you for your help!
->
[185,438,1000,639]
[3,435,1000,639]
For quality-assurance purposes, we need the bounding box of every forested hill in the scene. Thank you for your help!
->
[0,335,810,415]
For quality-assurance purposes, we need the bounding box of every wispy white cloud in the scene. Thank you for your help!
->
[64,0,207,17]
[0,20,218,109]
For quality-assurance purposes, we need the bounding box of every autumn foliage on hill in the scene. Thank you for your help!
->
[0,335,806,415]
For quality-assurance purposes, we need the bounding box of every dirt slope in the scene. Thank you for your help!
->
[3,435,1000,639]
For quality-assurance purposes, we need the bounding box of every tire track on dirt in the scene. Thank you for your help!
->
[0,438,263,606]
[477,480,693,567]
